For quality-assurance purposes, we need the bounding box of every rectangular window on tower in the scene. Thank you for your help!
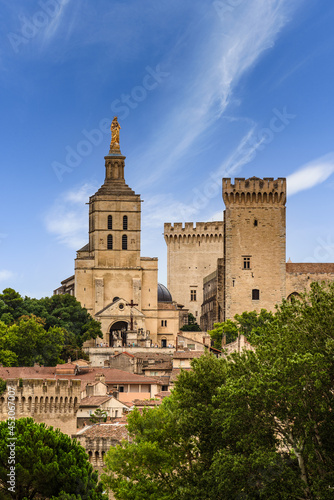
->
[243,256,251,269]
[190,289,197,301]
[252,289,260,300]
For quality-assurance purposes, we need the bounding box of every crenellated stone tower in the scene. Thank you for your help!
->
[164,222,224,319]
[222,176,286,319]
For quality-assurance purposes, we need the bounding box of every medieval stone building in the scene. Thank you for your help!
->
[55,119,187,347]
[54,120,334,337]
[165,176,334,331]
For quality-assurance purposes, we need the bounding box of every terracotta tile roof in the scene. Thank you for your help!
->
[76,359,91,366]
[0,367,56,378]
[155,391,171,399]
[0,366,159,388]
[79,396,112,407]
[113,414,129,423]
[132,399,162,407]
[113,351,135,358]
[132,352,172,362]
[87,380,107,387]
[286,263,334,274]
[142,361,172,371]
[145,375,170,385]
[177,334,207,344]
[56,362,77,369]
[76,423,128,440]
[173,351,204,359]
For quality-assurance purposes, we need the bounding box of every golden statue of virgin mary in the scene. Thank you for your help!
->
[110,116,121,152]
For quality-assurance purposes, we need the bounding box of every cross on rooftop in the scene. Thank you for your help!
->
[126,299,138,330]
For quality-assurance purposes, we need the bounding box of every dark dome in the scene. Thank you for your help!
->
[157,283,173,302]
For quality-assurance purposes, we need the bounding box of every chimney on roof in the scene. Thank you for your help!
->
[95,374,106,384]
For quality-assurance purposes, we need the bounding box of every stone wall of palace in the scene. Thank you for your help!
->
[164,222,224,320]
[0,378,81,436]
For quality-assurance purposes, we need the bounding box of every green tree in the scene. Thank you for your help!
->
[208,309,274,348]
[0,316,64,366]
[21,293,102,348]
[103,283,334,499]
[212,282,334,499]
[0,418,107,500]
[0,288,24,318]
[208,318,238,349]
[103,353,228,499]
[89,408,108,424]
[235,308,274,340]
[0,378,6,396]
[180,312,201,332]
[0,289,103,362]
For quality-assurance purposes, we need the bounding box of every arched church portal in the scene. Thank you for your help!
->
[109,321,128,347]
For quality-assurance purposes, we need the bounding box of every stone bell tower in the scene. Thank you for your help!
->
[87,117,142,270]
[75,117,144,316]
[58,118,185,347]
[223,177,286,320]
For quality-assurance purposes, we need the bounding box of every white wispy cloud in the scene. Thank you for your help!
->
[45,182,97,249]
[0,270,14,282]
[142,126,262,228]
[43,0,71,41]
[287,153,334,196]
[137,0,299,188]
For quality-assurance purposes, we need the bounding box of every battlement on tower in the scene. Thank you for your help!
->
[223,177,286,206]
[4,377,82,396]
[164,221,224,240]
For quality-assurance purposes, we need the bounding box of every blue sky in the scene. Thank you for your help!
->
[1,0,334,298]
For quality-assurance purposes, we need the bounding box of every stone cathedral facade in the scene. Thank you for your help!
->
[55,119,187,347]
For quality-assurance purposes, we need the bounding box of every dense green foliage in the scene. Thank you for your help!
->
[0,288,102,365]
[0,418,107,500]
[0,316,64,366]
[0,378,6,395]
[180,312,202,332]
[208,308,274,348]
[89,408,108,424]
[103,282,334,499]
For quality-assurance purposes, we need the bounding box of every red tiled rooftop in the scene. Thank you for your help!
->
[76,423,128,440]
[155,391,171,399]
[113,351,135,358]
[131,352,172,361]
[0,366,159,389]
[79,396,112,407]
[142,361,172,371]
[286,263,334,274]
[132,399,162,407]
[173,351,204,359]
